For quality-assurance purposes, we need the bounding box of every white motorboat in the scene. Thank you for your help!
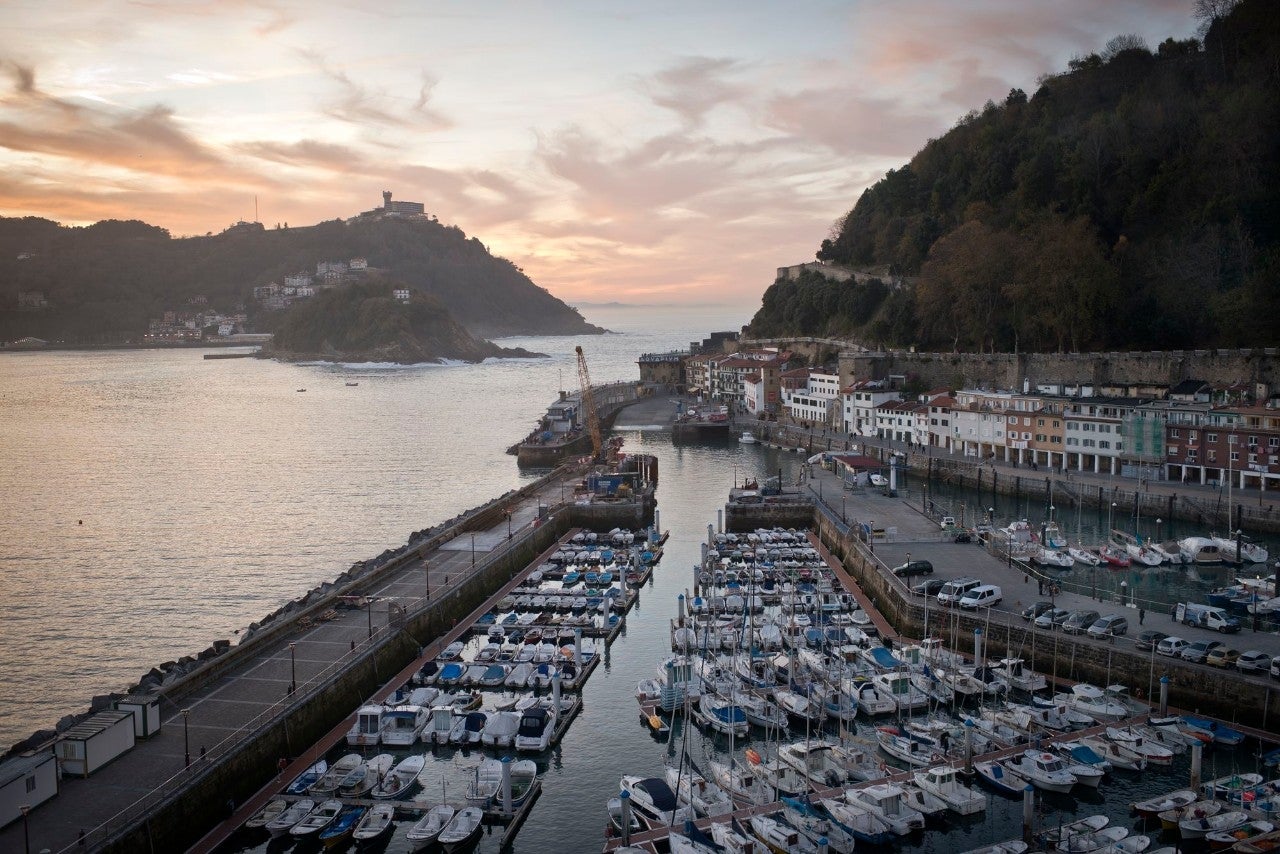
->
[1004,751,1078,793]
[346,703,385,746]
[372,754,424,799]
[877,728,937,767]
[422,705,456,745]
[773,688,826,723]
[1070,546,1102,566]
[1180,537,1223,564]
[1035,547,1076,568]
[785,796,858,853]
[1151,541,1186,564]
[1057,684,1129,723]
[621,775,695,827]
[855,680,898,715]
[847,782,926,835]
[340,753,393,798]
[739,431,757,444]
[289,798,342,838]
[380,704,430,746]
[709,819,762,854]
[748,812,818,854]
[1105,726,1174,766]
[695,694,749,737]
[481,710,520,747]
[352,802,395,844]
[407,804,454,851]
[1133,788,1197,819]
[744,751,809,798]
[665,763,734,817]
[1076,735,1147,771]
[913,764,986,815]
[438,805,484,852]
[992,658,1047,693]
[514,705,555,751]
[1159,800,1222,831]
[707,757,776,806]
[1211,535,1268,564]
[777,739,849,788]
[871,672,930,711]
[1041,815,1109,846]
[265,798,313,838]
[901,782,949,819]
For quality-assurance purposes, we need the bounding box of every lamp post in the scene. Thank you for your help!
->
[1049,505,1055,523]
[21,805,29,854]
[424,559,430,600]
[182,709,191,768]
[1155,518,1163,542]
[841,494,846,523]
[367,597,373,639]
[868,520,874,553]
[288,642,296,694]
[1108,502,1117,533]
[506,511,512,540]
[471,532,476,569]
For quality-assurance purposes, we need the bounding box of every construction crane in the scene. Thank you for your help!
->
[575,346,603,460]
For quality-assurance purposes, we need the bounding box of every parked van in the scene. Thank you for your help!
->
[1174,602,1241,634]
[936,577,982,606]
[959,584,1002,610]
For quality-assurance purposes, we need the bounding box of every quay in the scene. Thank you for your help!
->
[0,457,656,854]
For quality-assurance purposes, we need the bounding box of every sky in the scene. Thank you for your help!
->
[0,1,1198,307]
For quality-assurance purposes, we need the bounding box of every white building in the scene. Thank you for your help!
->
[782,370,842,426]
[0,751,58,826]
[743,372,767,416]
[284,272,312,290]
[841,381,899,437]
[394,288,411,302]
[927,394,955,451]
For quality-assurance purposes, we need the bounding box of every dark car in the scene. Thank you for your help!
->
[1181,640,1225,664]
[953,531,973,544]
[1034,607,1071,630]
[892,560,934,577]
[1134,630,1168,652]
[1061,610,1102,635]
[1021,601,1055,621]
[912,578,947,597]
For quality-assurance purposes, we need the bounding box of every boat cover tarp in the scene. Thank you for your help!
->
[867,647,903,668]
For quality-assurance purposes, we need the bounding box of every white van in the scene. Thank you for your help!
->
[959,584,1002,610]
[936,577,982,606]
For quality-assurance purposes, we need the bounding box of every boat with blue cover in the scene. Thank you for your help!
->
[974,759,1024,797]
[317,805,364,847]
[1181,716,1245,746]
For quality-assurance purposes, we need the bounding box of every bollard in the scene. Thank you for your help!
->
[717,508,723,533]
[964,718,975,775]
[707,523,714,545]
[974,627,984,667]
[1022,784,1035,842]
[818,835,829,854]
[552,668,561,712]
[678,593,686,624]
[501,755,513,815]
[1191,741,1203,790]
[620,789,633,846]
[574,628,583,668]
[653,509,660,536]
[1159,675,1169,717]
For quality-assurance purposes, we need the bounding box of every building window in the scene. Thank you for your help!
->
[1099,440,1110,449]
[1207,433,1217,443]
[1168,446,1178,456]
[1037,419,1045,427]
[1035,434,1047,442]
[1270,437,1279,447]
[1208,451,1217,462]
[1067,437,1079,446]
[26,776,36,793]
[1051,436,1062,444]
[1170,428,1181,438]
[1231,451,1240,462]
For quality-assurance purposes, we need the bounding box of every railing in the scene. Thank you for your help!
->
[66,503,571,853]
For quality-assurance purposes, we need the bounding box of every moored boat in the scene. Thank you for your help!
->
[265,798,314,838]
[438,805,484,852]
[406,805,455,851]
[352,802,395,845]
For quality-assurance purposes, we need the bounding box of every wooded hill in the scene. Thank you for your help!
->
[748,0,1280,352]
[0,214,602,343]
[264,280,544,364]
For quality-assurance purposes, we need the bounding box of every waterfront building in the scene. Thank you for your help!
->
[783,369,840,426]
[1165,402,1280,490]
[950,389,1042,463]
[637,351,688,388]
[842,381,899,437]
[926,393,955,451]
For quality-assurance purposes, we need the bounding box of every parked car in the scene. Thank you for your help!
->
[1205,647,1241,668]
[1237,650,1271,673]
[1021,601,1055,621]
[940,516,956,529]
[892,560,934,577]
[1034,608,1071,630]
[1061,610,1102,635]
[1135,630,1168,651]
[1157,636,1189,657]
[959,584,1002,610]
[953,531,973,544]
[1087,614,1129,638]
[912,578,946,597]
[1272,655,1280,680]
[1181,640,1225,664]
[936,577,982,606]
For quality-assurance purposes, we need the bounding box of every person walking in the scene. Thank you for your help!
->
[1139,608,1145,626]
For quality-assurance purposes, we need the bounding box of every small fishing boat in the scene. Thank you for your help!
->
[1206,820,1275,851]
[1133,788,1197,819]
[1182,716,1246,747]
[1056,826,1130,853]
[1070,546,1102,566]
[406,804,454,851]
[284,759,328,795]
[963,842,1029,854]
[739,432,757,444]
[1181,811,1251,840]
[1105,727,1174,766]
[317,805,364,848]
[309,753,362,795]
[372,754,425,799]
[265,798,314,838]
[1040,815,1109,846]
[1098,546,1131,567]
[246,798,288,829]
[290,799,343,838]
[438,805,484,852]
[1158,800,1222,831]
[912,764,986,815]
[352,803,395,844]
[974,759,1026,797]
[748,811,819,853]
[1201,772,1266,802]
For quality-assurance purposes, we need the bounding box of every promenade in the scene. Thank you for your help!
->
[0,469,580,854]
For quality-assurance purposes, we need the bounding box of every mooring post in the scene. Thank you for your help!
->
[974,627,984,668]
[964,719,975,775]
[574,628,583,668]
[501,755,513,815]
[552,667,561,711]
[1022,784,1035,842]
[818,835,829,854]
[1191,741,1203,790]
[620,790,632,846]
[1159,675,1169,717]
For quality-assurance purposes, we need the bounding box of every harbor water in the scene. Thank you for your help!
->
[2,304,1273,852]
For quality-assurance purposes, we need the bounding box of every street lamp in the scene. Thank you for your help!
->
[367,598,373,639]
[20,805,29,854]
[868,520,874,553]
[288,642,296,694]
[424,559,430,600]
[1108,502,1117,533]
[182,708,191,768]
[1155,518,1163,542]
[506,510,513,540]
[1049,505,1055,523]
[471,532,476,569]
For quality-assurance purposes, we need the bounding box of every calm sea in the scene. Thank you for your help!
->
[1,305,1248,852]
[0,304,746,749]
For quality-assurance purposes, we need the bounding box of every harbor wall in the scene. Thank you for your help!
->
[810,509,1279,730]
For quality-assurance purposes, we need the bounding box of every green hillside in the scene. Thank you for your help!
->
[749,0,1280,351]
[0,214,602,344]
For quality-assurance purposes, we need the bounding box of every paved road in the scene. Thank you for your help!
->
[798,457,1280,707]
[0,471,577,854]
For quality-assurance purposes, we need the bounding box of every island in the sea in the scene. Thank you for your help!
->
[262,280,545,364]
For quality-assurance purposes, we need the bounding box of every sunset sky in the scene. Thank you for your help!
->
[1,1,1196,306]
